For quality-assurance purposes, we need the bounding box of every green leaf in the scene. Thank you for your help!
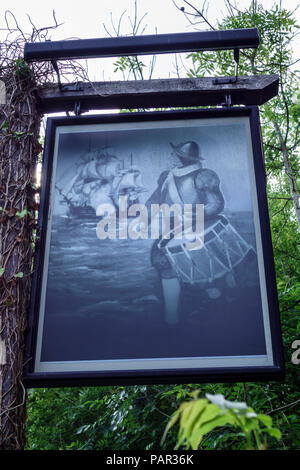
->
[180,399,207,434]
[14,271,23,278]
[257,414,273,428]
[195,403,221,427]
[14,131,25,139]
[1,120,9,131]
[243,418,259,434]
[266,428,282,440]
[76,424,91,434]
[161,410,180,445]
[16,209,29,218]
[0,267,5,276]
[189,414,233,449]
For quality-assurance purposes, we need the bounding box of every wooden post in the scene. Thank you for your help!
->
[0,69,41,449]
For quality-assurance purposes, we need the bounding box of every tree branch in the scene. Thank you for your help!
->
[175,0,216,30]
[267,398,300,415]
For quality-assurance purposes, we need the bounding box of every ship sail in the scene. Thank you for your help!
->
[112,168,147,205]
[57,152,146,218]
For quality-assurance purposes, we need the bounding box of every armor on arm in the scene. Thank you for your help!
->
[194,169,225,219]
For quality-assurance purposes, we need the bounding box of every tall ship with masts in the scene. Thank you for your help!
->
[56,150,146,219]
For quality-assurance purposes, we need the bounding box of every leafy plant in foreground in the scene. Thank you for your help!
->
[162,392,282,450]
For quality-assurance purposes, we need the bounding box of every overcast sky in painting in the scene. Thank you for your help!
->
[1,0,299,81]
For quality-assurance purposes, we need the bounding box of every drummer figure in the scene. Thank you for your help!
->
[145,141,225,325]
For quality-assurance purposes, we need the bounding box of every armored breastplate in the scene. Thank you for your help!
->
[160,164,202,206]
[175,173,204,205]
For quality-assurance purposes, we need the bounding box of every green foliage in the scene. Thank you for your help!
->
[162,392,281,450]
[16,208,30,219]
[14,131,25,139]
[0,120,9,132]
[26,381,299,450]
[14,57,31,78]
[113,56,146,79]
[13,271,23,278]
[26,386,179,450]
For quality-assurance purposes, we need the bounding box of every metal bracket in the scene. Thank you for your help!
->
[60,83,84,92]
[224,94,232,107]
[213,48,240,85]
[49,59,83,116]
[50,59,62,92]
[74,101,82,116]
[234,48,240,82]
[220,93,232,108]
[50,54,84,95]
[213,76,236,85]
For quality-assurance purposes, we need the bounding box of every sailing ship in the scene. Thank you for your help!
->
[56,151,146,219]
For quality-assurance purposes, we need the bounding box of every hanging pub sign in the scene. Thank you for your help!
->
[25,107,284,387]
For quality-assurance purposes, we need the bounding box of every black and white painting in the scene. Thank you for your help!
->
[33,113,276,375]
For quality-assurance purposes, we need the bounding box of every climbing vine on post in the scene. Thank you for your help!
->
[0,60,41,450]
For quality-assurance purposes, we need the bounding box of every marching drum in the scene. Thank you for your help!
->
[157,215,255,286]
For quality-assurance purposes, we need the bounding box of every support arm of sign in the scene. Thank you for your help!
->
[36,74,279,114]
[24,28,259,62]
[24,28,263,113]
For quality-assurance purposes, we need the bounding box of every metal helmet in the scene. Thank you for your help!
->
[170,141,204,161]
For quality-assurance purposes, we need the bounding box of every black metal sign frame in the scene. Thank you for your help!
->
[24,106,284,387]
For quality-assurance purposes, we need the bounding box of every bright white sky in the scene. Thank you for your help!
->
[0,0,299,81]
[1,0,298,39]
